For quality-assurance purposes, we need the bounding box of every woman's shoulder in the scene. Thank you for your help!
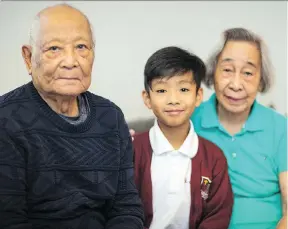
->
[257,103,287,129]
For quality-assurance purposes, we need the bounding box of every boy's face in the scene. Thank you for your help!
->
[142,71,203,128]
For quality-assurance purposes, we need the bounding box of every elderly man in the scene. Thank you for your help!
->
[0,4,144,229]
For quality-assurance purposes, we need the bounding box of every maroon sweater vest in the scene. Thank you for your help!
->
[133,131,233,229]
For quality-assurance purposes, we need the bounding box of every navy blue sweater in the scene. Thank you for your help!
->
[0,82,144,229]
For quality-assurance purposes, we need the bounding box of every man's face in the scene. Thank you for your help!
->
[22,8,94,96]
[142,72,203,129]
[214,41,261,114]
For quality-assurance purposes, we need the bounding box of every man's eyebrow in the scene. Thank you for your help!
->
[41,36,90,47]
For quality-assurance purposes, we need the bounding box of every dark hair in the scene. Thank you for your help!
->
[144,46,206,92]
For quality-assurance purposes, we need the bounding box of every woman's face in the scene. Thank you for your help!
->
[214,41,261,114]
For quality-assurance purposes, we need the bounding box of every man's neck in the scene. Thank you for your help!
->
[158,120,190,150]
[39,91,79,117]
[217,104,250,135]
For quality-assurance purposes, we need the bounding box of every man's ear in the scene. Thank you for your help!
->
[195,87,203,107]
[142,90,152,109]
[22,45,33,75]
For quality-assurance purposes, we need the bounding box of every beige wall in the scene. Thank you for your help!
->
[0,1,287,121]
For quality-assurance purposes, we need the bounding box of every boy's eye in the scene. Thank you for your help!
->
[180,88,189,92]
[156,89,166,93]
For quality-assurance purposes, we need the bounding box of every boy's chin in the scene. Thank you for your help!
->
[159,118,190,128]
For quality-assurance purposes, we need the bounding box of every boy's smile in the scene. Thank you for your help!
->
[142,72,203,129]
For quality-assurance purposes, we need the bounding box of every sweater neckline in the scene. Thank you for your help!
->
[28,81,95,133]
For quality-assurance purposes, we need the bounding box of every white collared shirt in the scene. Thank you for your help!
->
[149,120,199,229]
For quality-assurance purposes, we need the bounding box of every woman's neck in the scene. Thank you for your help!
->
[217,103,250,135]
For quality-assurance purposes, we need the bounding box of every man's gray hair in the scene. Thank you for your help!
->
[29,3,95,54]
[204,27,274,93]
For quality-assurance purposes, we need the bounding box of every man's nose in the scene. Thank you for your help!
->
[61,48,79,69]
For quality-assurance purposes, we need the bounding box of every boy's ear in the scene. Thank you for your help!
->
[195,87,203,108]
[142,90,152,109]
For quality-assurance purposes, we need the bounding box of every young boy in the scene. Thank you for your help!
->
[133,46,233,229]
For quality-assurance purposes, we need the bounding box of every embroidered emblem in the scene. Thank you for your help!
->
[201,176,212,200]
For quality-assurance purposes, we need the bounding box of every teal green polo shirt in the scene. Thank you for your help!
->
[191,94,287,229]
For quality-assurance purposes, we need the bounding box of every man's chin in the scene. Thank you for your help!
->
[53,85,88,96]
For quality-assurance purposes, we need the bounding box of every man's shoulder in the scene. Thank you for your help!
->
[0,83,32,130]
[87,91,123,115]
[86,92,129,134]
[0,83,30,109]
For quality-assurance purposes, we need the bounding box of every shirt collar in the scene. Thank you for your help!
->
[201,93,219,129]
[201,93,264,132]
[149,119,198,158]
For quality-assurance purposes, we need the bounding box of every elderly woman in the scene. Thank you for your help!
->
[191,28,287,229]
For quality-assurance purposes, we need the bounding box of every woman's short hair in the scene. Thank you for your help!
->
[204,28,274,93]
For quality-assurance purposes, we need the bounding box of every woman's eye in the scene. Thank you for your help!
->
[244,72,253,76]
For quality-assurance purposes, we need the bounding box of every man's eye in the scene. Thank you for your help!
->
[48,46,60,51]
[180,88,189,92]
[76,44,88,49]
[156,89,166,93]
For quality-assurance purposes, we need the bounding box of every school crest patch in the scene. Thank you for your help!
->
[201,176,212,200]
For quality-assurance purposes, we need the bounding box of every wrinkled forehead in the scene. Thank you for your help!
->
[219,41,261,67]
[36,14,93,45]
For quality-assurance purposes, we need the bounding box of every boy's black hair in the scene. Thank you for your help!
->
[144,46,206,92]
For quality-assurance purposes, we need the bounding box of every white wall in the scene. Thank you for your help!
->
[0,1,287,121]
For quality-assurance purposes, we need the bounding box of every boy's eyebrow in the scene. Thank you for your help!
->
[154,79,168,85]
[178,79,194,84]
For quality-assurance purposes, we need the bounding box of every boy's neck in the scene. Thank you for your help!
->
[158,120,190,150]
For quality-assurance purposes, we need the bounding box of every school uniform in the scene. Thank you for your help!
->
[133,120,233,229]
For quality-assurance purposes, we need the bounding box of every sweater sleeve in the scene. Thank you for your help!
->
[198,155,234,229]
[105,109,144,229]
[0,129,31,228]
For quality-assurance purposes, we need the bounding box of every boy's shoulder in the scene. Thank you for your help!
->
[197,135,227,163]
[133,131,150,149]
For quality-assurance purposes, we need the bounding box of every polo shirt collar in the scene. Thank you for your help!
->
[201,93,264,132]
[149,119,198,159]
